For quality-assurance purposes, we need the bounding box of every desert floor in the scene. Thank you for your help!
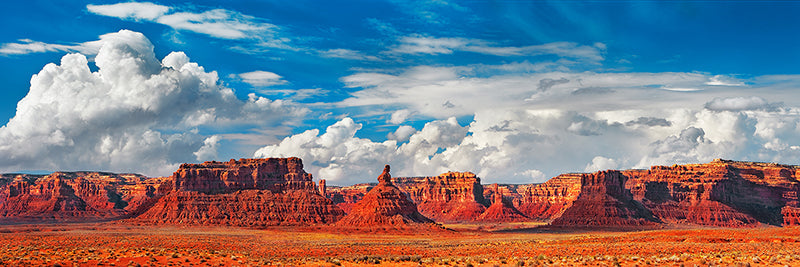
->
[0,222,798,266]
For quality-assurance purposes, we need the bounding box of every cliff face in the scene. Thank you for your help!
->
[135,158,345,226]
[550,171,660,227]
[392,172,487,222]
[336,165,436,228]
[623,159,800,227]
[173,158,315,193]
[476,184,528,222]
[511,174,582,220]
[0,172,164,221]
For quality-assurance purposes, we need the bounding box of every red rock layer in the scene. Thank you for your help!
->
[135,190,343,226]
[336,165,436,228]
[623,159,800,227]
[476,184,528,222]
[550,170,660,227]
[0,172,164,222]
[392,172,487,222]
[513,174,582,220]
[173,158,315,193]
[135,158,345,226]
[327,184,374,214]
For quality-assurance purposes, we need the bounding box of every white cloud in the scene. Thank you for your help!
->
[387,125,417,142]
[87,3,290,48]
[585,156,619,172]
[390,35,605,61]
[388,109,412,124]
[704,96,778,111]
[86,2,170,21]
[237,70,287,87]
[194,135,222,161]
[0,30,306,176]
[319,49,380,61]
[706,75,745,86]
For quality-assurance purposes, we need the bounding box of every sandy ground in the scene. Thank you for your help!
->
[0,222,798,266]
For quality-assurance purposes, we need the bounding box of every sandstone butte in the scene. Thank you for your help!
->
[325,159,800,228]
[0,172,166,222]
[1,158,800,228]
[134,157,344,226]
[335,165,439,229]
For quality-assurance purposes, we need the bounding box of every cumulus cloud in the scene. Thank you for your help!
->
[585,156,618,172]
[0,30,305,176]
[387,125,417,142]
[388,109,412,124]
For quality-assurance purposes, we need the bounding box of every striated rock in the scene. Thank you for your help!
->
[136,190,343,226]
[326,183,374,214]
[336,165,436,228]
[392,171,487,222]
[173,158,315,193]
[0,172,165,222]
[135,158,345,226]
[476,184,528,222]
[623,159,800,227]
[550,170,660,227]
[512,175,582,220]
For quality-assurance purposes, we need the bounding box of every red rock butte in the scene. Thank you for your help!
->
[134,157,345,226]
[335,165,437,228]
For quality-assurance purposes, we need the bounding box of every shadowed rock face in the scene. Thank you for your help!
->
[622,159,800,227]
[173,158,316,193]
[0,172,165,222]
[392,172,487,222]
[135,158,344,226]
[476,184,528,222]
[335,165,435,227]
[550,171,660,227]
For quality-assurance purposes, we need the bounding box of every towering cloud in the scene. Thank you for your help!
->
[0,30,305,176]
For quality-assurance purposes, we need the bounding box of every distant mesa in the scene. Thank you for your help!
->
[0,172,166,223]
[335,165,439,229]
[2,158,800,229]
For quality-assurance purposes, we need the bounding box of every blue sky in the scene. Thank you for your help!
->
[2,1,800,185]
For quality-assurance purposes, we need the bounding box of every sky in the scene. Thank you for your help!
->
[2,1,800,185]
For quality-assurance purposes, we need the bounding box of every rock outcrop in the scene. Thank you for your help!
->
[476,184,529,222]
[392,172,487,222]
[135,158,344,226]
[623,159,800,227]
[0,172,165,222]
[512,174,582,220]
[336,165,436,228]
[550,171,660,227]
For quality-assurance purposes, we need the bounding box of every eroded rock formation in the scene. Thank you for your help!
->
[335,165,436,228]
[622,159,800,227]
[135,158,344,226]
[476,184,529,222]
[0,172,165,222]
[392,171,488,222]
[549,171,660,227]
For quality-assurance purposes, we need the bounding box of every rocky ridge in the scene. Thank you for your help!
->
[0,172,165,222]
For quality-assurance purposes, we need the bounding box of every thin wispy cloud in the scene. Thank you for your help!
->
[87,2,291,49]
[390,35,605,61]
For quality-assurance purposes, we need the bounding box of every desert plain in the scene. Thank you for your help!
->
[1,222,799,266]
